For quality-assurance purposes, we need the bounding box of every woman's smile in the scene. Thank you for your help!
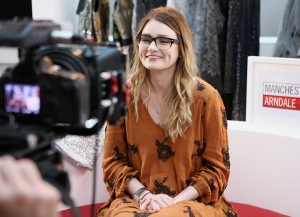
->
[146,55,163,60]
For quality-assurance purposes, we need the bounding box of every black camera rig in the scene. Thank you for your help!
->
[0,20,128,216]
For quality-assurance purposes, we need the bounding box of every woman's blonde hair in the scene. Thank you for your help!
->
[129,6,199,141]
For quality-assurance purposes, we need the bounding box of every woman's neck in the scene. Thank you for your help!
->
[149,70,174,95]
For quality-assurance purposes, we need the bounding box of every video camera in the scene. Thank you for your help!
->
[0,19,128,215]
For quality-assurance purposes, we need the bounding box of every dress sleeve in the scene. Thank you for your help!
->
[102,118,138,200]
[190,90,230,204]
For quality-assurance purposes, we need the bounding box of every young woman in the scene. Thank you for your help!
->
[97,6,238,217]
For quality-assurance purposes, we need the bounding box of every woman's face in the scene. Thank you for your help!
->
[138,19,180,75]
[13,87,23,101]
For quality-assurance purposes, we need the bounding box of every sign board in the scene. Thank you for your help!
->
[246,56,300,129]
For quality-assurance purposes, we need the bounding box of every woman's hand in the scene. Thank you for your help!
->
[140,193,175,211]
[0,155,61,217]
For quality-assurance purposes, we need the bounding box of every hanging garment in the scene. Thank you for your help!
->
[93,0,110,42]
[112,0,123,44]
[112,0,134,74]
[77,0,110,42]
[131,0,137,38]
[231,0,260,121]
[220,0,241,120]
[135,0,167,31]
[112,0,134,46]
[77,0,94,40]
[222,0,240,96]
[200,0,225,91]
[199,0,259,121]
[274,0,300,58]
[166,0,207,75]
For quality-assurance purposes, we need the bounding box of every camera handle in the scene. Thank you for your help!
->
[0,119,84,217]
[44,167,82,217]
[20,139,83,217]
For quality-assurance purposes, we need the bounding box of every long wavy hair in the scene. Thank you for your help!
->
[128,6,199,141]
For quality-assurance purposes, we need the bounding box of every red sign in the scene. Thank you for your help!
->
[263,95,300,110]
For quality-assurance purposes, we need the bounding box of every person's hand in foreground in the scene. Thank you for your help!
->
[0,155,61,217]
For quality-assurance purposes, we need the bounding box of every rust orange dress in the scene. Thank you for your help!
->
[97,79,238,217]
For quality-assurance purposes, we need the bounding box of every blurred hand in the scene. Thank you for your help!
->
[0,155,61,217]
[140,193,174,211]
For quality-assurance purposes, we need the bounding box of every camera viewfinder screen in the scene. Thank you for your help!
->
[4,84,40,114]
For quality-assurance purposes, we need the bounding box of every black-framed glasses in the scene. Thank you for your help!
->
[136,34,180,50]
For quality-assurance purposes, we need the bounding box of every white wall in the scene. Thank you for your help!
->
[31,0,79,32]
[57,151,109,211]
[260,0,288,37]
[260,0,288,56]
[226,121,300,217]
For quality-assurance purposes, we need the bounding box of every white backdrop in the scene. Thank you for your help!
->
[31,0,79,32]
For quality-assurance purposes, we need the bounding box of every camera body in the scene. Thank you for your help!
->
[0,20,128,210]
[0,20,128,138]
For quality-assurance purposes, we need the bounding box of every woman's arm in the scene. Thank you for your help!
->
[126,178,145,196]
[173,186,199,203]
[188,90,230,204]
[102,119,139,199]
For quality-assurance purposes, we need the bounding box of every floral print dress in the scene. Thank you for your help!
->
[97,78,238,217]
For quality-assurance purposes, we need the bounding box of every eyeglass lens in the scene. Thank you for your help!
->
[138,35,174,50]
